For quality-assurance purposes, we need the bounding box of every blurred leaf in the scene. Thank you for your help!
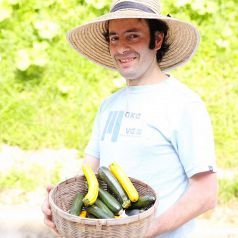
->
[15,43,48,71]
[0,3,12,22]
[7,0,22,5]
[86,0,109,9]
[215,39,229,48]
[15,49,31,71]
[33,20,60,40]
[176,0,191,7]
[191,0,218,14]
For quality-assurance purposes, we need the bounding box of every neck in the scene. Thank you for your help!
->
[126,64,167,86]
[125,55,168,86]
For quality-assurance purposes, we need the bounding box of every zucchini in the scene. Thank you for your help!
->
[82,164,99,206]
[109,162,139,202]
[86,204,114,219]
[69,192,84,216]
[95,198,114,218]
[79,210,87,218]
[130,195,156,209]
[98,166,131,209]
[98,187,122,215]
[87,213,97,219]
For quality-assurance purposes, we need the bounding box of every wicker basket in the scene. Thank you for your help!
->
[49,175,159,238]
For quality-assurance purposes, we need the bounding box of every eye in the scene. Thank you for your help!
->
[109,35,119,43]
[126,33,140,41]
[129,34,139,39]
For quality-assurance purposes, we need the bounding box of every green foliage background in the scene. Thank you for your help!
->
[0,0,238,203]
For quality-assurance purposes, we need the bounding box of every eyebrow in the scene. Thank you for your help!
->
[108,28,141,36]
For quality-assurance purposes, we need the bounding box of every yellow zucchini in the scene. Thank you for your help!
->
[109,162,139,202]
[79,210,87,218]
[82,164,99,206]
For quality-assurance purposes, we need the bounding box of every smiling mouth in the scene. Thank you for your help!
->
[118,57,136,64]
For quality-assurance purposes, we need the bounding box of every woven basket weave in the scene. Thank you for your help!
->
[49,175,158,238]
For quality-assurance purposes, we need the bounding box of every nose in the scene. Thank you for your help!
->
[115,38,130,54]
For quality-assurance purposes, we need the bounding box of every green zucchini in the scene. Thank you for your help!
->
[98,187,122,215]
[130,195,156,209]
[69,192,84,216]
[95,198,114,217]
[98,166,131,209]
[86,204,114,219]
[86,213,97,219]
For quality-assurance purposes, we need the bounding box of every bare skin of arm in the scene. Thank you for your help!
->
[41,154,100,234]
[81,154,100,173]
[145,171,217,238]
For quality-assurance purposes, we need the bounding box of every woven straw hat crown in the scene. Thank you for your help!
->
[67,0,200,72]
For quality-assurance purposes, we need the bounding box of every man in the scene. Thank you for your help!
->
[42,1,217,237]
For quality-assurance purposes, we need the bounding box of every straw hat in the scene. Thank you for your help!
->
[67,0,200,72]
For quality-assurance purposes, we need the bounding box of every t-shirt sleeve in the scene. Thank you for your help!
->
[171,100,217,178]
[84,109,101,159]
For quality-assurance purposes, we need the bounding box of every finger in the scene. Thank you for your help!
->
[43,206,52,216]
[44,216,56,229]
[44,218,60,236]
[46,185,54,193]
[56,234,64,238]
[41,199,52,216]
[55,230,63,237]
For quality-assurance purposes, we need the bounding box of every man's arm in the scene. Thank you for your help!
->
[81,154,100,172]
[145,171,217,238]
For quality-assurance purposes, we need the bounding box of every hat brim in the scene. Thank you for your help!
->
[67,10,200,72]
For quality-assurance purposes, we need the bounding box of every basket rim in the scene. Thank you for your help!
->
[49,175,159,226]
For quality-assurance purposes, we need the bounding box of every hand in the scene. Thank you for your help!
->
[41,185,59,235]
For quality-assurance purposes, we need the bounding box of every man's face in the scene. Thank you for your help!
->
[108,18,162,82]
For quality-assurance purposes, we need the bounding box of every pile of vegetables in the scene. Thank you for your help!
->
[69,162,156,219]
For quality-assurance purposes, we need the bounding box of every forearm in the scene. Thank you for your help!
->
[149,172,217,236]
[79,154,100,174]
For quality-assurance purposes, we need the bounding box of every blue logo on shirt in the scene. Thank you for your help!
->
[101,111,124,142]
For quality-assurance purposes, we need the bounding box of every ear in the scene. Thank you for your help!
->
[154,32,164,50]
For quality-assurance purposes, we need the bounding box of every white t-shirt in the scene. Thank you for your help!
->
[85,76,216,238]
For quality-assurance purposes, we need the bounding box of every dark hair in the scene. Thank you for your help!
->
[103,19,170,63]
[145,19,169,63]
